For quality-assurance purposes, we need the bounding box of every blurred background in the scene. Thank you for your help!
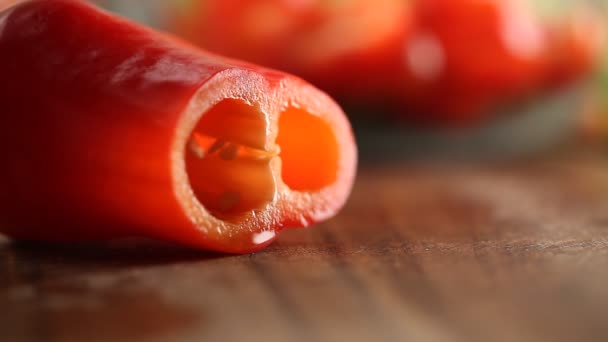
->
[87,0,608,161]
[0,0,606,159]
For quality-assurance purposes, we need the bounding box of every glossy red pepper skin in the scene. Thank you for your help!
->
[0,0,357,253]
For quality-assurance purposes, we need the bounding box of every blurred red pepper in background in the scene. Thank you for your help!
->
[171,0,412,102]
[399,0,548,125]
[168,0,605,128]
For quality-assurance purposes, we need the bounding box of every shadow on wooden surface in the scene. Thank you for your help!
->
[0,239,223,287]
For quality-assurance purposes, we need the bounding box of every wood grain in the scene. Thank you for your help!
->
[2,155,608,342]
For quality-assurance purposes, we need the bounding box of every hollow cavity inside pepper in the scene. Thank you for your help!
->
[185,99,340,222]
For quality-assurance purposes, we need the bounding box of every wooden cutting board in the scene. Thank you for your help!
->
[2,153,608,342]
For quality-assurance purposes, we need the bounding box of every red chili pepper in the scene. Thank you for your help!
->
[0,0,357,253]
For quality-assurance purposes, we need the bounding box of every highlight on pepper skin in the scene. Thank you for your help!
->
[0,0,21,9]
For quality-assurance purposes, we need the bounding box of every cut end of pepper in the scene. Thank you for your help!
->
[184,96,341,224]
[170,71,356,254]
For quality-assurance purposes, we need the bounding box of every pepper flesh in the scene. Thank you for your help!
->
[0,0,357,253]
